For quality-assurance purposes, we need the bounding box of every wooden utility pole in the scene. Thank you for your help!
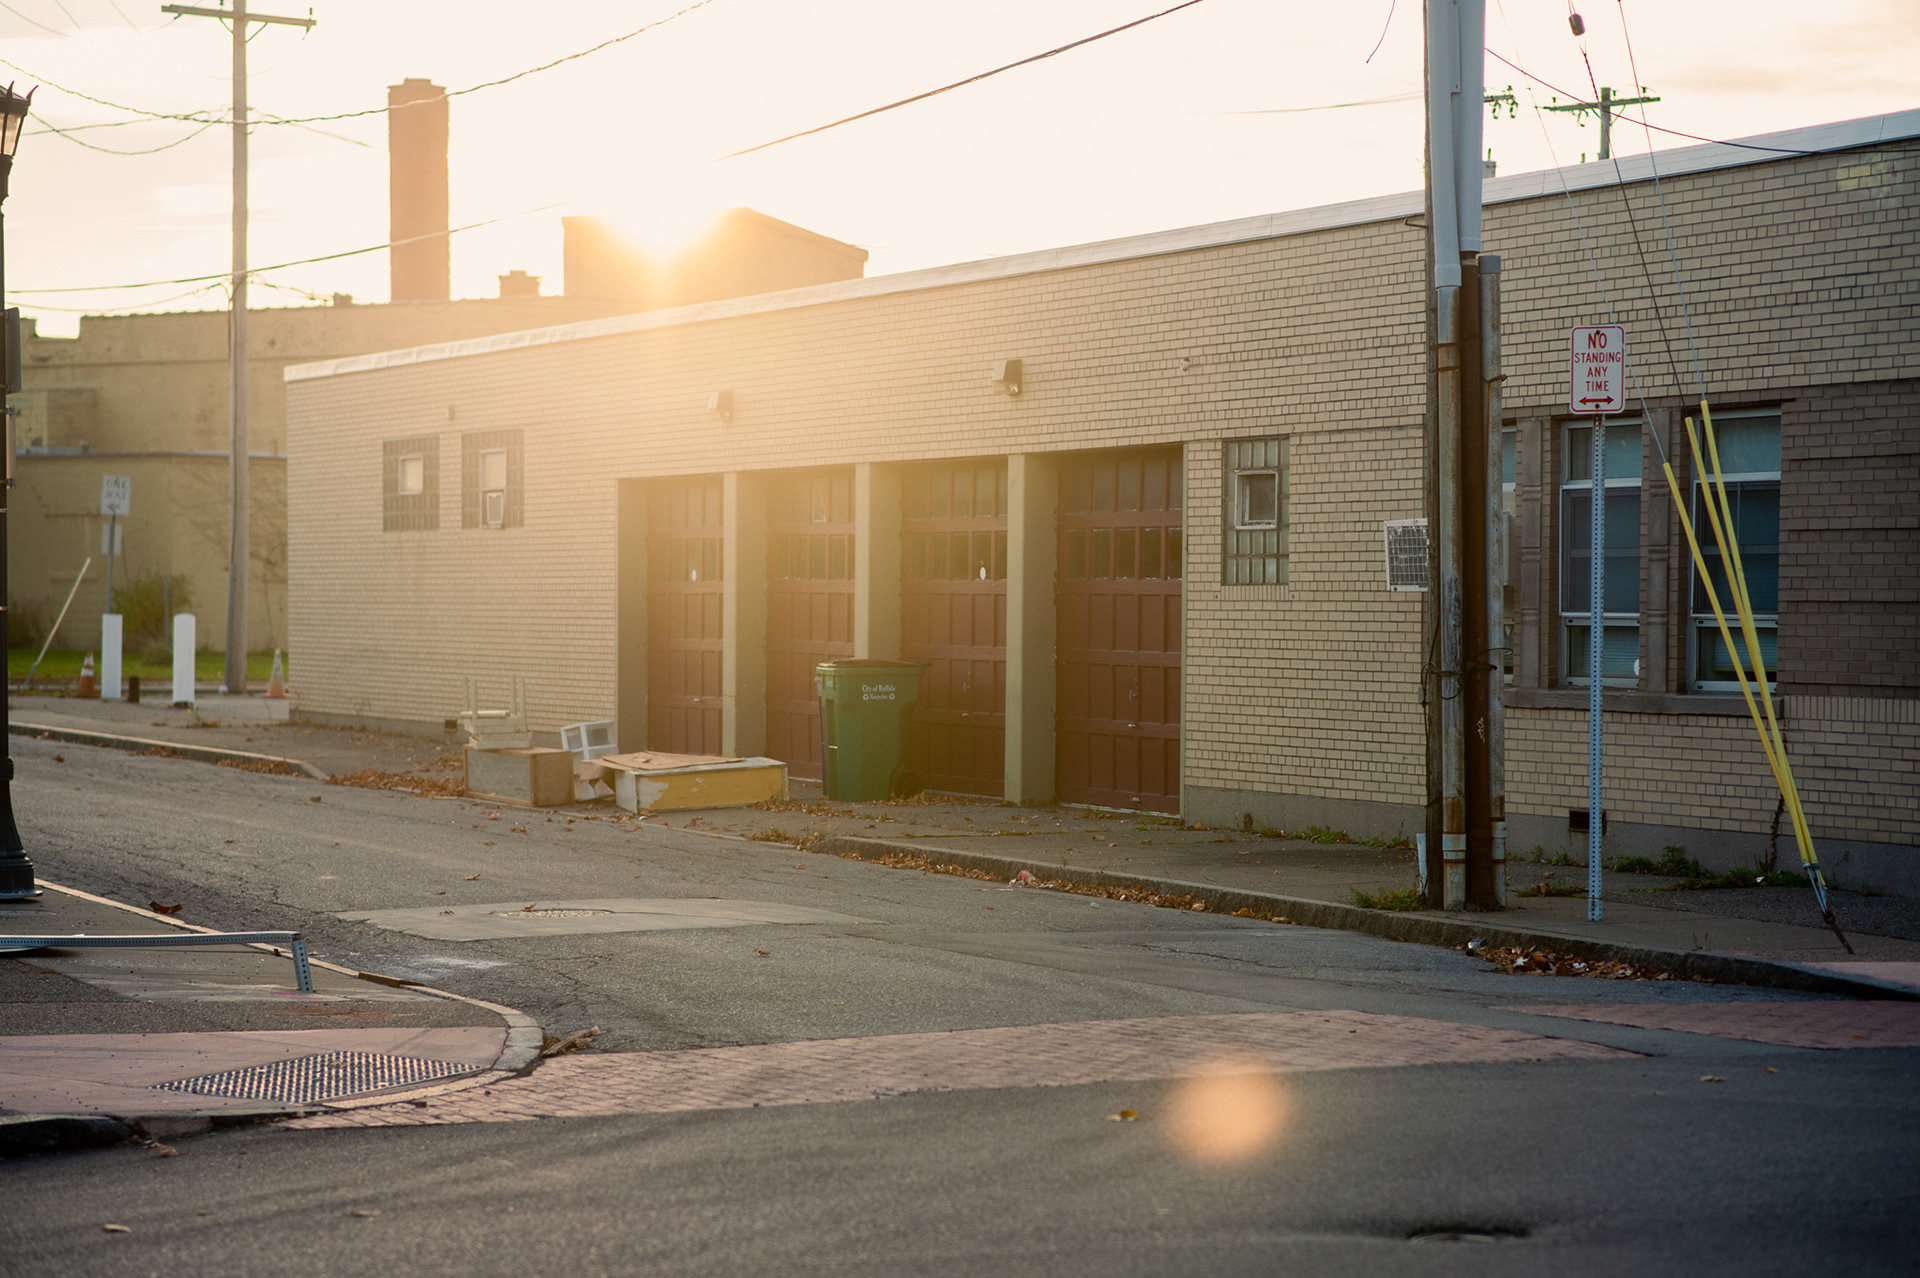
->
[1423,0,1504,910]
[1545,86,1661,162]
[160,4,314,694]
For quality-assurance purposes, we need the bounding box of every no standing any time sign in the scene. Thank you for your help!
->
[1569,324,1626,415]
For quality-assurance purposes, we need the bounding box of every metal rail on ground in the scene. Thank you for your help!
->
[0,931,313,992]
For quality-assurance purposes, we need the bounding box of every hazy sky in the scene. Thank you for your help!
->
[4,0,1914,335]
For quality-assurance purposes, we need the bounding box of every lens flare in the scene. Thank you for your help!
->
[1166,1060,1290,1164]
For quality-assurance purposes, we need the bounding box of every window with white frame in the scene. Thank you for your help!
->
[461,429,523,530]
[382,435,438,532]
[1560,419,1642,685]
[1501,426,1516,682]
[1687,412,1780,691]
[1223,436,1288,584]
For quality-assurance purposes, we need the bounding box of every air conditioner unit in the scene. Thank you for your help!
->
[483,490,506,529]
[1383,518,1429,591]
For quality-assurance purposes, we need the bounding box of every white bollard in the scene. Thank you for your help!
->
[100,614,123,702]
[171,612,196,707]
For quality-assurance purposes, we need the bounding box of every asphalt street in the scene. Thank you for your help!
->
[4,734,1917,1275]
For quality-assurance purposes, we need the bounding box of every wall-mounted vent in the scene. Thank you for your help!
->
[1384,518,1429,591]
[483,490,506,529]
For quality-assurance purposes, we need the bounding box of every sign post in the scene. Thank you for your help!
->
[1570,325,1624,921]
[98,474,130,615]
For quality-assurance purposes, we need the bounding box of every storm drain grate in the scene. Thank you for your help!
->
[153,1051,477,1105]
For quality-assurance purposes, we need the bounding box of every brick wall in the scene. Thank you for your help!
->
[286,138,1917,866]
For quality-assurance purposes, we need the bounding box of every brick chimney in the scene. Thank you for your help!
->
[388,79,449,302]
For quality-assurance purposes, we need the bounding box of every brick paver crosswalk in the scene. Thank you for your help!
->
[1519,1000,1920,1049]
[284,1009,1631,1130]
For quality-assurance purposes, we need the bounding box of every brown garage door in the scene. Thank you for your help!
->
[1056,450,1183,812]
[903,461,1007,796]
[647,477,724,756]
[767,470,855,780]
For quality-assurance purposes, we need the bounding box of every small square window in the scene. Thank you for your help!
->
[397,454,425,496]
[1237,471,1278,528]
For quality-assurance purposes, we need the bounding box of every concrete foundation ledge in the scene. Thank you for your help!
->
[819,836,1918,1001]
[9,721,328,781]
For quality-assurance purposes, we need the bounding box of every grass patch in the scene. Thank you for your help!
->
[1525,846,1578,866]
[1516,880,1588,898]
[1610,844,1807,891]
[1350,884,1425,911]
[10,646,280,683]
[1362,833,1415,850]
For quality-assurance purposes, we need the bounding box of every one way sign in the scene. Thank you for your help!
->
[1569,324,1626,415]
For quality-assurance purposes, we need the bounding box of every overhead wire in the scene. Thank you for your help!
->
[718,0,1212,160]
[0,0,719,137]
[8,203,566,295]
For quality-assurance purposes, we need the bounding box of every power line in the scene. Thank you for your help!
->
[32,113,223,154]
[718,0,1212,160]
[0,0,719,134]
[0,1,70,38]
[1226,91,1420,115]
[8,204,566,295]
[1483,48,1814,157]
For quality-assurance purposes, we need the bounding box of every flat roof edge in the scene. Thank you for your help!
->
[286,108,1920,385]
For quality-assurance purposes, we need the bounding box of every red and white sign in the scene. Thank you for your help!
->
[1569,324,1626,415]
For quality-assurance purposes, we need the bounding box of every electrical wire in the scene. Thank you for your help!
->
[8,204,565,295]
[0,1,70,38]
[32,113,223,154]
[1483,47,1816,157]
[1226,91,1421,115]
[1365,0,1398,64]
[718,0,1212,160]
[0,0,719,134]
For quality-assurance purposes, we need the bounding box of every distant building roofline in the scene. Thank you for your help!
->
[287,107,1920,385]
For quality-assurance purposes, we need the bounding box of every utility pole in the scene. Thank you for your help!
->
[160,3,314,694]
[1423,0,1504,910]
[1545,86,1660,162]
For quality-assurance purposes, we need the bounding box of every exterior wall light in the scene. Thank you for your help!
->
[708,390,733,423]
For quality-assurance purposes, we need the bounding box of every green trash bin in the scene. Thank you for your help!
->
[815,659,932,801]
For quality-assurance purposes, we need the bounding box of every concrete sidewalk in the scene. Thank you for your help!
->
[0,879,535,1152]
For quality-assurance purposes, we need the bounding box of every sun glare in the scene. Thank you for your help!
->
[1166,1061,1291,1164]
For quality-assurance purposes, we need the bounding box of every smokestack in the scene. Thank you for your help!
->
[388,79,449,302]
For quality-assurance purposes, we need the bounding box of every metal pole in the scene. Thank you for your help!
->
[1481,255,1506,907]
[224,2,250,695]
[0,139,35,899]
[1588,413,1604,919]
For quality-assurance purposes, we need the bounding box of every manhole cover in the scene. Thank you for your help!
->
[153,1051,476,1105]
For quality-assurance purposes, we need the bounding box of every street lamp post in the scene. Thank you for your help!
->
[0,82,38,902]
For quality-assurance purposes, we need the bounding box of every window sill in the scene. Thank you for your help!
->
[1217,583,1290,600]
[1504,688,1773,716]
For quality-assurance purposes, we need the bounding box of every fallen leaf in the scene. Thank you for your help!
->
[149,901,183,915]
[152,1144,179,1158]
[309,795,323,803]
[441,910,454,915]
[1851,1033,1866,1040]
[1762,1065,1780,1074]
[1700,1075,1726,1083]
[520,903,538,912]
[346,1208,380,1218]
[1106,1109,1139,1122]
[102,1224,131,1233]
[196,1210,214,1216]
[540,1026,602,1057]
[464,873,481,880]
[483,842,495,846]
[754,949,771,957]
[53,755,65,763]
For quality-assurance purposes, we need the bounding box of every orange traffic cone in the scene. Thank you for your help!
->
[76,652,97,698]
[266,649,287,698]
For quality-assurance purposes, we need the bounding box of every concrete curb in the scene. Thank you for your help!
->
[11,721,329,781]
[820,836,1918,1002]
[0,881,545,1154]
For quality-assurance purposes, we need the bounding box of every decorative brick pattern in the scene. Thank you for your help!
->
[281,1009,1632,1129]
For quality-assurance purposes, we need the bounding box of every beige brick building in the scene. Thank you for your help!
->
[284,111,1920,895]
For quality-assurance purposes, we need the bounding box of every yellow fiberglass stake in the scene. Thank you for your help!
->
[1668,403,1852,952]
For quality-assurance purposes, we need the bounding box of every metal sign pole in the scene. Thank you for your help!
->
[1588,413,1604,920]
[1570,323,1624,922]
